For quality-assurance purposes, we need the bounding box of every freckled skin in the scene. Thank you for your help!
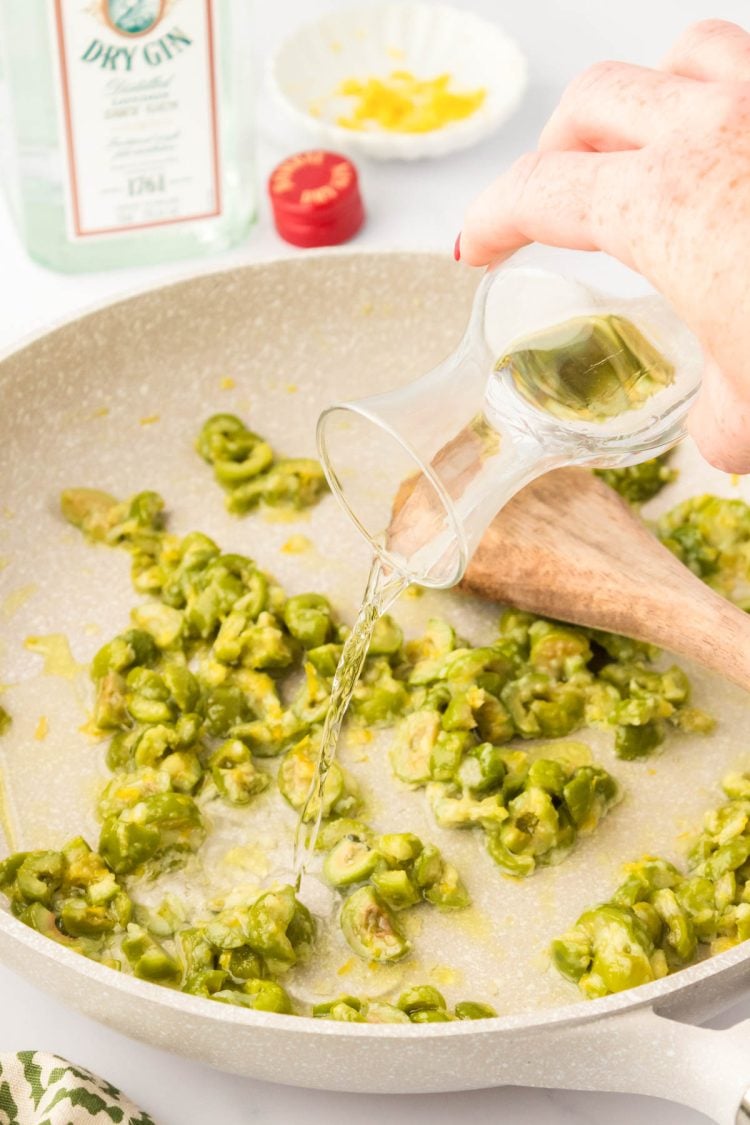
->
[460,19,750,473]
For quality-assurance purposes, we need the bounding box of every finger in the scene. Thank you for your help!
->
[539,61,703,153]
[688,354,750,474]
[460,149,637,267]
[662,19,750,82]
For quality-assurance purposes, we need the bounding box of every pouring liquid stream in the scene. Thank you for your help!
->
[293,555,409,885]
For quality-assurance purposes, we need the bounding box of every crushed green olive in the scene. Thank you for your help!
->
[409,728,619,878]
[197,414,327,515]
[657,494,750,610]
[122,924,182,985]
[454,1000,497,1020]
[397,984,446,1014]
[278,734,359,822]
[245,886,315,975]
[323,836,380,887]
[209,739,269,805]
[340,886,411,962]
[99,792,204,876]
[383,591,708,872]
[0,837,131,958]
[368,614,404,656]
[313,988,496,1023]
[228,459,327,514]
[350,657,409,726]
[370,868,421,911]
[312,997,409,1024]
[322,828,469,937]
[553,771,750,998]
[283,594,334,649]
[315,818,373,852]
[213,979,293,1014]
[595,453,677,504]
[312,997,365,1022]
[173,885,312,995]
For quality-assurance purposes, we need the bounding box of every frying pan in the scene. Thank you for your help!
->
[2,252,750,1124]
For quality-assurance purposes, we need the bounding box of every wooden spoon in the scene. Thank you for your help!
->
[459,467,750,692]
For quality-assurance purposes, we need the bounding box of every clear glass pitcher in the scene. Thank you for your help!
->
[317,249,702,589]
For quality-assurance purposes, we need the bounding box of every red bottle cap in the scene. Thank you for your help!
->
[268,151,365,248]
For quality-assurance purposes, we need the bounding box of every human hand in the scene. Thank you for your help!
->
[459,20,750,473]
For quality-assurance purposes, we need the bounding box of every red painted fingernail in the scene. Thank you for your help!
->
[453,233,461,261]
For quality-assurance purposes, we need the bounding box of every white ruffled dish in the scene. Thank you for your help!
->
[270,2,528,161]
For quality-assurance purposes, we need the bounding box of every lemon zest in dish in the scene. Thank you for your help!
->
[335,71,486,133]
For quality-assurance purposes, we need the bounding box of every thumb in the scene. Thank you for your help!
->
[688,354,750,474]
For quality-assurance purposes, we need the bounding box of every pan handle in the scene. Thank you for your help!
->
[532,1005,750,1124]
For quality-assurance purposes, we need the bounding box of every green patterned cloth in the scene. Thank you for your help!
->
[0,1053,155,1125]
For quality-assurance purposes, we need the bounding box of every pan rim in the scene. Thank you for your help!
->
[1,249,747,1039]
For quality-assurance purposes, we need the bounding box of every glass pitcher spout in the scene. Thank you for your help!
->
[317,253,703,589]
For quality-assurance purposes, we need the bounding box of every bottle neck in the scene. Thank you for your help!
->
[442,414,565,564]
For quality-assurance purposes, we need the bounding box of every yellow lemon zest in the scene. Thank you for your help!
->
[281,534,312,555]
[336,70,485,134]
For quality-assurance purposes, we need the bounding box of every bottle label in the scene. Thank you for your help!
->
[52,0,222,237]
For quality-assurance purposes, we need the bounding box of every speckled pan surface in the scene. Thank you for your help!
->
[1,252,750,1117]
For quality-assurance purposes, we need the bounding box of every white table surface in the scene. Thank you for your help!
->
[1,1,749,1122]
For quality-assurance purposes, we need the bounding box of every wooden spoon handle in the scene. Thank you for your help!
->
[638,579,750,690]
[460,469,750,692]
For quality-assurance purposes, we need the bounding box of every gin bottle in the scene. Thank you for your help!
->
[0,0,254,272]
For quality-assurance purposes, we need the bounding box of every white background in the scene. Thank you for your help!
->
[1,1,749,1122]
